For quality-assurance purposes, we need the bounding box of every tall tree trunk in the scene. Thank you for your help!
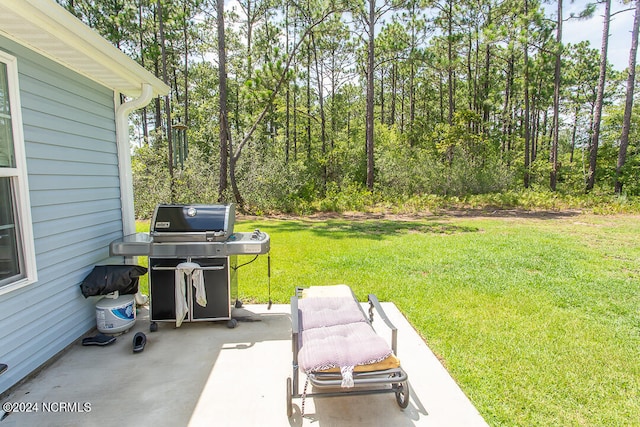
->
[234,78,241,135]
[550,0,562,191]
[532,108,540,162]
[400,76,406,132]
[153,43,162,133]
[306,39,312,160]
[217,0,230,202]
[181,0,189,166]
[482,41,491,127]
[501,54,514,156]
[472,21,479,119]
[482,4,491,129]
[292,19,298,161]
[570,105,579,163]
[409,60,416,130]
[447,0,454,125]
[293,75,298,161]
[467,32,473,113]
[171,46,181,105]
[380,68,385,124]
[409,0,416,130]
[246,0,253,81]
[438,72,444,123]
[285,1,290,163]
[523,0,531,189]
[587,0,611,192]
[365,0,375,190]
[138,1,149,143]
[183,1,189,128]
[390,62,397,125]
[158,0,174,201]
[311,34,327,191]
[264,15,275,150]
[330,47,337,182]
[615,0,640,194]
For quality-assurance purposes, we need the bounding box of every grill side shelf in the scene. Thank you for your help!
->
[224,232,270,255]
[109,231,270,257]
[109,233,152,256]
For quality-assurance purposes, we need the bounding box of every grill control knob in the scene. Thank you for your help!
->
[187,207,197,217]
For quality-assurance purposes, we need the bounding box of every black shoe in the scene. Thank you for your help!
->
[82,334,116,346]
[133,332,146,353]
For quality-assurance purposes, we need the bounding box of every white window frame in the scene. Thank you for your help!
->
[0,50,37,295]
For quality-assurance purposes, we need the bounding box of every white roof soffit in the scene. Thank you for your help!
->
[0,0,169,98]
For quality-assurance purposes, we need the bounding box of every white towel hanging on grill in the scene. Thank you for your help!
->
[175,262,207,327]
[174,266,189,328]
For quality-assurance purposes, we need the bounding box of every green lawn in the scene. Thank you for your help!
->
[137,213,640,426]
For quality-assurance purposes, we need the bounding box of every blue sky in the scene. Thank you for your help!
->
[562,1,636,71]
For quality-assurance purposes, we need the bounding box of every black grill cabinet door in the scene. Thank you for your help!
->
[191,258,230,320]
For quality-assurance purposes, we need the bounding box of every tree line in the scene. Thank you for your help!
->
[57,0,640,215]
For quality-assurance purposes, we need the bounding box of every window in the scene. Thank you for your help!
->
[0,51,36,294]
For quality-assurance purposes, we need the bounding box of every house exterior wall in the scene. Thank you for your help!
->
[0,34,124,394]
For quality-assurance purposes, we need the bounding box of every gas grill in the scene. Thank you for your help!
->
[109,204,270,330]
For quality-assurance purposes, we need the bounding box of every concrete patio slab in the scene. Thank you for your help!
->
[0,303,488,427]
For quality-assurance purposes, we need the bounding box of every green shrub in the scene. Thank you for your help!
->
[314,181,376,212]
[132,143,218,218]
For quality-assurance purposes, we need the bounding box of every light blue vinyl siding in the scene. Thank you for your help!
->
[0,35,124,394]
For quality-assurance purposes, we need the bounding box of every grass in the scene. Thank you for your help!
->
[135,212,640,426]
[134,221,150,295]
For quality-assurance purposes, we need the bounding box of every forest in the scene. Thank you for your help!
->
[56,0,640,217]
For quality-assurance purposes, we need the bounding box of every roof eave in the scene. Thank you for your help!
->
[0,0,169,98]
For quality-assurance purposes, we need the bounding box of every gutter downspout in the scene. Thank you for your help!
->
[115,83,154,237]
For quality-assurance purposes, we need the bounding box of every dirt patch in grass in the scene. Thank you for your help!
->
[442,208,585,220]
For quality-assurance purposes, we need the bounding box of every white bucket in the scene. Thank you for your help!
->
[96,294,136,334]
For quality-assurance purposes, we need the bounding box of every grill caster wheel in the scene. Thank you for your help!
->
[395,381,410,409]
[150,322,158,333]
[227,319,238,329]
[286,377,293,418]
[235,299,243,309]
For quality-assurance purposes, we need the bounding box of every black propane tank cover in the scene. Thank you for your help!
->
[79,265,148,298]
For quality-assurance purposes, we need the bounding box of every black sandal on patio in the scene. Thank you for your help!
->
[81,334,116,347]
[133,332,146,353]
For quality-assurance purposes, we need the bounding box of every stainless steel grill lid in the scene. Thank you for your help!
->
[151,204,235,242]
[110,202,269,256]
